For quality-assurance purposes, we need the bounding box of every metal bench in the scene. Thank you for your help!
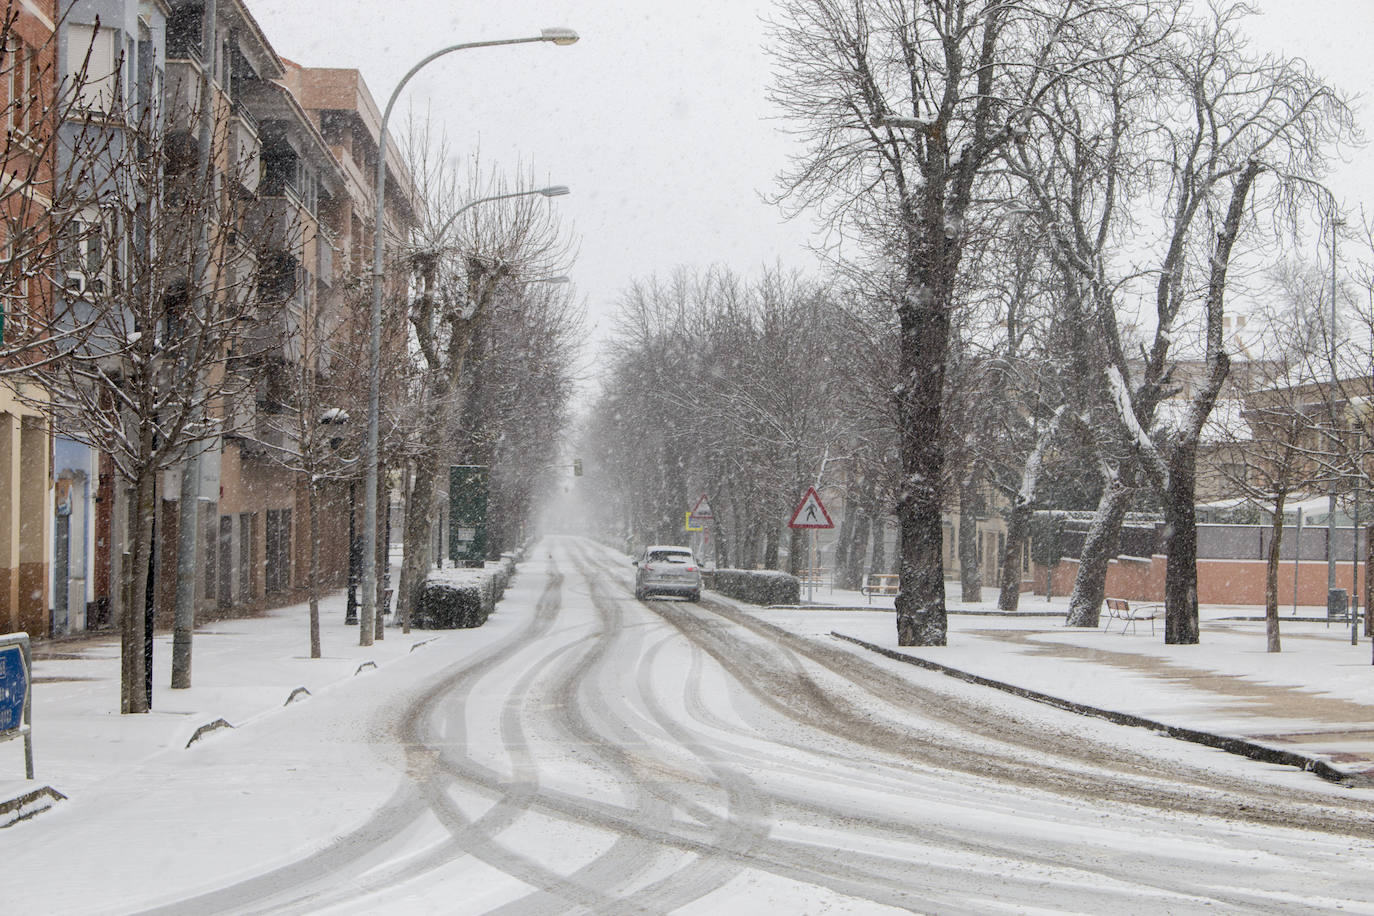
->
[861,574,900,603]
[1104,597,1161,635]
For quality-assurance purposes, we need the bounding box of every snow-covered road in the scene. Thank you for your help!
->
[13,535,1374,914]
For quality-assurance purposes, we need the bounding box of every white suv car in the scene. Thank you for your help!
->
[633,545,702,602]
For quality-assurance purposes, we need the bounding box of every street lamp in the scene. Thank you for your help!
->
[425,185,571,250]
[1325,205,1344,615]
[360,28,579,646]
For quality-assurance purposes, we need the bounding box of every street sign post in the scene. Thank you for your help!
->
[687,494,714,563]
[0,633,33,778]
[788,488,834,604]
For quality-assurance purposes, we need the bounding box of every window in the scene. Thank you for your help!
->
[61,210,109,298]
[66,24,120,114]
[0,234,27,343]
[6,36,34,133]
[265,508,292,593]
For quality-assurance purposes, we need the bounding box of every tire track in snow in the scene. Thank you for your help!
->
[589,544,1367,912]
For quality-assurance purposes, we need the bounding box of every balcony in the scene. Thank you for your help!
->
[228,111,261,194]
[245,204,304,257]
[163,60,206,127]
[166,5,206,64]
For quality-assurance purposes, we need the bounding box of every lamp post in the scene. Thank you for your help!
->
[1326,208,1344,610]
[360,29,579,645]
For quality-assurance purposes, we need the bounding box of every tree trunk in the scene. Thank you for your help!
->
[841,499,871,591]
[896,494,946,646]
[787,525,804,576]
[869,514,886,580]
[958,476,982,604]
[1162,442,1201,644]
[998,502,1031,611]
[400,455,437,630]
[832,499,854,587]
[122,472,155,714]
[169,455,199,689]
[894,240,955,647]
[1065,474,1133,627]
[764,524,779,569]
[307,478,321,659]
[1265,494,1285,653]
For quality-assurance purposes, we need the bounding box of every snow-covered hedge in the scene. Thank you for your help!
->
[414,556,518,629]
[707,569,800,606]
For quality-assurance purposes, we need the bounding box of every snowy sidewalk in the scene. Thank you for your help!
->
[0,583,443,821]
[763,593,1374,785]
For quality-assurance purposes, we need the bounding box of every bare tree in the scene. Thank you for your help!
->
[1007,2,1353,641]
[768,0,1171,646]
[450,281,583,557]
[586,266,851,575]
[252,283,364,658]
[23,55,278,712]
[395,136,572,628]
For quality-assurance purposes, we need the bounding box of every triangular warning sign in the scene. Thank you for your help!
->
[788,486,834,529]
[690,493,713,520]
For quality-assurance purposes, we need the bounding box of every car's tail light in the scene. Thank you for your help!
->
[686,565,697,572]
[643,564,655,573]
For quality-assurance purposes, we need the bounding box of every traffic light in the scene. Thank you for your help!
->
[573,458,583,476]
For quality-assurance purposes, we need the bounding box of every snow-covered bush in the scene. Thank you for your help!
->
[414,559,516,629]
[708,569,800,606]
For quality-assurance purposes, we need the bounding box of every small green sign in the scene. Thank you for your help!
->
[449,465,489,568]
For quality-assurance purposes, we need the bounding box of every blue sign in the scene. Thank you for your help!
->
[0,644,28,734]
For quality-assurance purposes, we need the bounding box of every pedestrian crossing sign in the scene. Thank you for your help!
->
[788,487,833,529]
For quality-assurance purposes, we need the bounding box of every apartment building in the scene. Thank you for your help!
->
[4,0,422,638]
[277,62,419,612]
[155,2,418,616]
[0,0,58,635]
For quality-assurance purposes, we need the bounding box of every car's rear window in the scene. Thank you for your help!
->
[649,551,692,563]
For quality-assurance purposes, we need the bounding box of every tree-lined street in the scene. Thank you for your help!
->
[9,537,1374,913]
[8,1,1374,910]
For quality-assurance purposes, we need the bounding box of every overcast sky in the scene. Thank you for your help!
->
[249,0,1372,348]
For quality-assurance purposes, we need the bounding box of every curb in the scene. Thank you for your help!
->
[776,605,1064,617]
[0,785,67,827]
[831,631,1374,788]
